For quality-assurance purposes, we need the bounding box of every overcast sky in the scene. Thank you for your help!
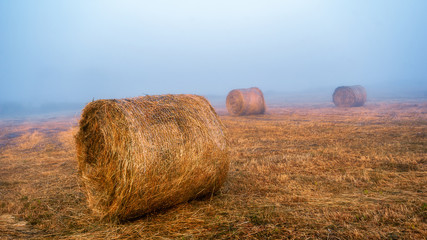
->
[1,0,426,103]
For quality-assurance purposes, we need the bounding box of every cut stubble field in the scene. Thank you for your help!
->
[0,101,426,239]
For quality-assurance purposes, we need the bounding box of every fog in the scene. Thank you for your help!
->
[1,0,426,116]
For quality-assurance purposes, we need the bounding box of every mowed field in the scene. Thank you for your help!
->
[0,101,426,239]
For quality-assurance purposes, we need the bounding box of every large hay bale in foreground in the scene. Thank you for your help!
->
[332,85,367,107]
[75,94,229,222]
[226,87,266,116]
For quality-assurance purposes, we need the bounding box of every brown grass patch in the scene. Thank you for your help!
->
[0,101,426,239]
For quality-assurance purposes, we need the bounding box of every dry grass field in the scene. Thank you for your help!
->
[0,101,426,239]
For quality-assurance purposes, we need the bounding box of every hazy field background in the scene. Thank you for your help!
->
[1,88,426,120]
[1,1,427,113]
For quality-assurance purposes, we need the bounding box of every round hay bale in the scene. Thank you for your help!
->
[75,94,229,222]
[332,85,367,107]
[226,87,266,116]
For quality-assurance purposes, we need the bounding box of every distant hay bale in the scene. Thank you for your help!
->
[332,85,367,107]
[226,87,266,116]
[75,94,229,222]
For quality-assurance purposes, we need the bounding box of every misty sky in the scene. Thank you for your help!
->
[1,0,426,104]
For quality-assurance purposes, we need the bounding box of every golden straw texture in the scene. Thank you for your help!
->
[226,87,266,116]
[332,85,367,107]
[75,94,229,222]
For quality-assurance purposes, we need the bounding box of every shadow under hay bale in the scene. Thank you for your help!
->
[226,87,266,116]
[75,94,229,222]
[332,85,367,107]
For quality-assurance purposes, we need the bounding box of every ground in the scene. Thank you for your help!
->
[0,101,426,239]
